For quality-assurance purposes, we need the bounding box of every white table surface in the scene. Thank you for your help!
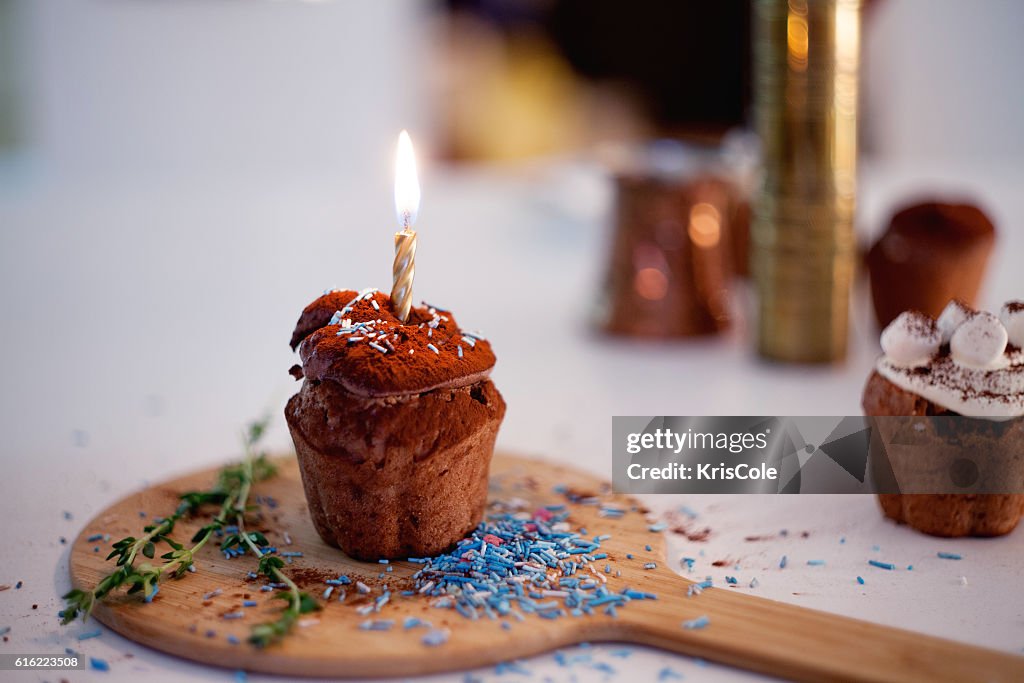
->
[1,157,1023,682]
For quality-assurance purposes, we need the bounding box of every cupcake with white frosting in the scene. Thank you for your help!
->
[862,300,1024,536]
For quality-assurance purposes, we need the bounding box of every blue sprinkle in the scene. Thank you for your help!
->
[725,576,738,584]
[422,629,450,647]
[645,545,652,551]
[227,635,240,645]
[840,537,846,544]
[222,612,245,620]
[907,565,914,571]
[243,600,258,607]
[626,554,633,560]
[648,522,667,532]
[937,552,962,560]
[205,629,216,638]
[609,648,633,658]
[682,615,710,630]
[379,559,389,564]
[658,666,684,680]
[856,576,865,585]
[868,560,895,570]
[779,555,787,569]
[77,628,102,640]
[235,671,247,683]
[89,657,110,672]
[87,533,104,542]
[807,560,826,566]
[63,511,73,520]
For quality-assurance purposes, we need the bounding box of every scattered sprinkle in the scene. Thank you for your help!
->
[422,628,450,647]
[77,628,102,640]
[658,666,684,681]
[779,556,787,569]
[648,522,667,532]
[89,657,110,672]
[857,576,865,585]
[959,576,968,586]
[359,619,394,631]
[937,552,962,560]
[426,343,440,354]
[806,560,826,566]
[868,560,895,571]
[682,615,710,630]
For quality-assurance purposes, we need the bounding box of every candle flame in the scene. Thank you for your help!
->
[394,130,420,229]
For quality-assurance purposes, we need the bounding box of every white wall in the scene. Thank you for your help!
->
[16,0,431,179]
[863,0,1024,162]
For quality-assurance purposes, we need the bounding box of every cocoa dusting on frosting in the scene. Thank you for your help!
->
[877,301,1024,419]
[289,289,496,397]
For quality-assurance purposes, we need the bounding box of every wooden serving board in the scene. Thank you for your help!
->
[70,453,1022,682]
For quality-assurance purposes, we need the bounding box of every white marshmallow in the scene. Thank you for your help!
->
[999,301,1024,348]
[950,311,1008,368]
[936,300,975,344]
[880,311,940,366]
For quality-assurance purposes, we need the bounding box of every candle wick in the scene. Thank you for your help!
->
[401,211,412,231]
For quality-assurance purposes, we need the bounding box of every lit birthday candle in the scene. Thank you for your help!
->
[391,130,420,322]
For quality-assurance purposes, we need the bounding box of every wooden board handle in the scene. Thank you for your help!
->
[618,573,1023,683]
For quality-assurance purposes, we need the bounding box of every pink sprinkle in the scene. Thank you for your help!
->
[534,509,553,521]
[482,534,504,546]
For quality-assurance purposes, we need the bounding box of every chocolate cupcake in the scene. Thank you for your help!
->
[862,302,1024,537]
[286,289,505,560]
[866,201,996,329]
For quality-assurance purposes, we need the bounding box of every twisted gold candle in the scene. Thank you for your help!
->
[391,228,417,322]
[391,130,420,322]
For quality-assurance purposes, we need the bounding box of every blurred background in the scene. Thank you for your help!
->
[1,0,1023,474]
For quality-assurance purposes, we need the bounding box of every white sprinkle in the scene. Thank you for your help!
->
[461,336,476,347]
[463,330,486,341]
[283,532,292,545]
[458,346,463,358]
[749,577,759,589]
[427,343,439,354]
[428,328,433,338]
[348,336,364,343]
[356,581,371,594]
[368,342,388,353]
[297,618,320,628]
[959,576,968,586]
[409,349,415,355]
[371,299,380,310]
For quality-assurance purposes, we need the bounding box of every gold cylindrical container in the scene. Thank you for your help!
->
[752,0,861,362]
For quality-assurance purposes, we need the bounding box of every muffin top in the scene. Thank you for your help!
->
[875,300,1024,419]
[289,289,496,397]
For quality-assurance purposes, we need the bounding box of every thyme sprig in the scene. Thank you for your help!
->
[61,418,279,626]
[222,453,320,647]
